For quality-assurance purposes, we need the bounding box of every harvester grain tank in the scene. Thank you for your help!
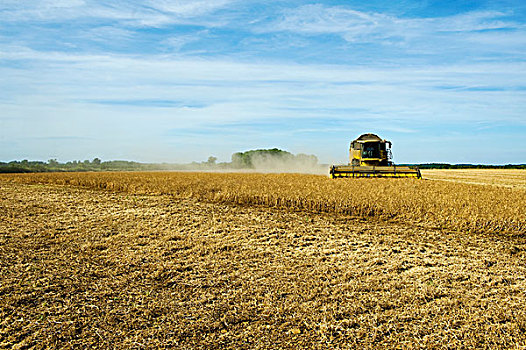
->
[330,133,421,178]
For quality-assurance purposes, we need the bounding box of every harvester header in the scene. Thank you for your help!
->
[330,133,421,179]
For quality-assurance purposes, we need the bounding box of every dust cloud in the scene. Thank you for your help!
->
[248,153,328,175]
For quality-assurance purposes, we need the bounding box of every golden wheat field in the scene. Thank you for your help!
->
[421,169,526,189]
[1,171,525,349]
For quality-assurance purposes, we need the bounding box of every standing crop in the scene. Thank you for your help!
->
[1,171,524,235]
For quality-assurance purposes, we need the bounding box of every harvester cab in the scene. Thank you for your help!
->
[330,133,421,179]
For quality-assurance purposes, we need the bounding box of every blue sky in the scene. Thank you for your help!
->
[1,0,525,164]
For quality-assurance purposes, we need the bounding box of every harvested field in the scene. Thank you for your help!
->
[422,169,526,189]
[2,171,525,235]
[1,172,526,349]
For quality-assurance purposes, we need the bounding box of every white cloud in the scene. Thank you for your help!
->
[1,53,524,163]
[86,26,135,42]
[266,4,381,41]
[266,5,522,43]
[0,0,236,27]
[463,30,526,48]
[162,30,210,50]
[148,0,234,17]
[1,48,525,127]
[1,2,525,163]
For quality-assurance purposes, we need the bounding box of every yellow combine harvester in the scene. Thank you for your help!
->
[330,133,421,179]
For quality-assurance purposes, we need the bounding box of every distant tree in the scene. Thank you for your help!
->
[92,158,101,165]
[48,159,59,167]
[231,152,252,168]
[207,156,217,165]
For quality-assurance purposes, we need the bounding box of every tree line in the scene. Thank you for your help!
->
[0,149,320,173]
[1,153,524,173]
[403,163,526,169]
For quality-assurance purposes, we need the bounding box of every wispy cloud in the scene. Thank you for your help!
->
[85,26,135,42]
[0,0,237,27]
[267,5,521,42]
[150,0,234,18]
[2,49,524,129]
[1,1,525,163]
[161,30,211,51]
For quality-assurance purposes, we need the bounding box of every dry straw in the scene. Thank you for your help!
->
[2,171,525,235]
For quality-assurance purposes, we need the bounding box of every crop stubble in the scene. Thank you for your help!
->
[1,172,526,349]
[421,169,526,189]
[2,171,525,235]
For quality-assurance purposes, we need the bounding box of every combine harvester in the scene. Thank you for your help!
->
[330,133,421,179]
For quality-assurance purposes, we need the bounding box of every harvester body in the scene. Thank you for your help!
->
[330,133,421,178]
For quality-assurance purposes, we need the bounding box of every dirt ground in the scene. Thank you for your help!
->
[1,182,525,349]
